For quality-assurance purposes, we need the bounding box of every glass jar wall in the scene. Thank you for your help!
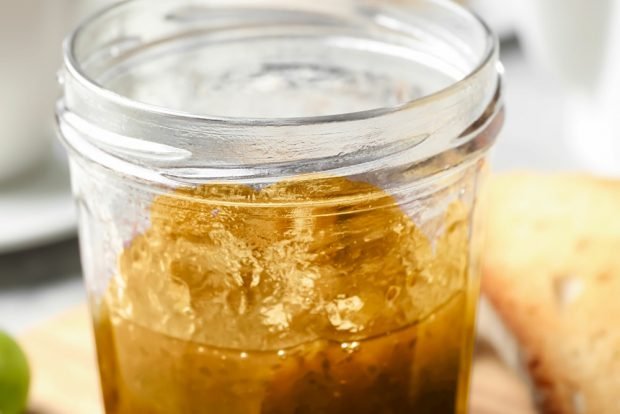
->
[57,1,503,413]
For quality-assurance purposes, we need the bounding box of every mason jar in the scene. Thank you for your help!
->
[56,0,503,412]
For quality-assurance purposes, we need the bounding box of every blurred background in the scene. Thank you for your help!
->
[0,0,617,334]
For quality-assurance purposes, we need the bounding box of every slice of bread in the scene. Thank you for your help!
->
[482,173,620,414]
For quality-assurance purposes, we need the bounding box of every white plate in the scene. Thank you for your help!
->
[0,149,76,254]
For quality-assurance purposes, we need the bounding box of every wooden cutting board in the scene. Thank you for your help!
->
[20,307,536,414]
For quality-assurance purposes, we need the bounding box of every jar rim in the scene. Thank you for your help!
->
[58,0,501,184]
[63,0,497,128]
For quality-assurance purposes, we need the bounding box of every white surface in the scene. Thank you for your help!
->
[514,0,620,175]
[0,1,77,180]
[494,43,577,172]
[513,0,614,90]
[0,277,85,334]
[472,0,516,39]
[0,0,110,180]
[0,151,76,254]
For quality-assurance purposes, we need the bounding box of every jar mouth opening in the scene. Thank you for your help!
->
[63,0,497,127]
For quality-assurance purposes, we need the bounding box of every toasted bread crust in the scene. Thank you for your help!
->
[482,173,620,414]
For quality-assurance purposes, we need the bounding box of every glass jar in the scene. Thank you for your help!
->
[56,1,503,413]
